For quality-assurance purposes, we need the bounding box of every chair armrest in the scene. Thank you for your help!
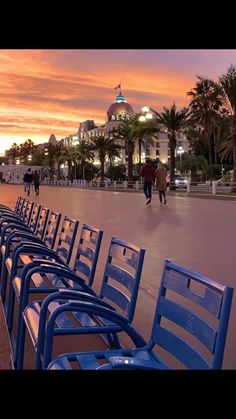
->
[36,293,146,368]
[10,244,63,279]
[4,232,43,258]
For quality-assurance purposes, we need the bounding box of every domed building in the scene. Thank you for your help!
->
[106,90,134,131]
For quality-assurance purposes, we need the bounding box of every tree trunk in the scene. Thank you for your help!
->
[128,145,134,181]
[208,136,213,180]
[169,135,176,190]
[213,130,217,164]
[231,117,236,193]
[138,138,142,173]
[100,156,105,180]
[82,163,85,180]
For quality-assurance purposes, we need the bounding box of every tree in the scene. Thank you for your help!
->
[19,139,35,163]
[152,104,189,190]
[187,77,222,180]
[90,135,118,180]
[219,65,236,192]
[117,115,159,181]
[178,153,208,183]
[7,142,20,164]
[76,140,94,179]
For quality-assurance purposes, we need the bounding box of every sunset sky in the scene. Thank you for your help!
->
[0,49,236,155]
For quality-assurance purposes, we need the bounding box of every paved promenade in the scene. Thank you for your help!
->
[1,184,236,369]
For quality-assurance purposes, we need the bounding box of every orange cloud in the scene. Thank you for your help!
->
[0,49,196,155]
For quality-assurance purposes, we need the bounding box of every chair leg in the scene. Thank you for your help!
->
[6,283,15,332]
[1,263,8,302]
[15,316,27,369]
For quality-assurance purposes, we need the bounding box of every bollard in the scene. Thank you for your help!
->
[212,180,216,195]
[123,180,128,189]
[114,180,116,189]
[136,180,139,190]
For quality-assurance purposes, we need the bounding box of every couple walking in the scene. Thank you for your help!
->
[23,168,40,196]
[140,159,167,206]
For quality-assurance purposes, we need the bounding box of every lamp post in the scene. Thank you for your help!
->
[72,135,79,181]
[138,106,153,170]
[221,164,224,178]
[177,145,184,172]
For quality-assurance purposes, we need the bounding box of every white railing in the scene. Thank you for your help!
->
[41,179,234,194]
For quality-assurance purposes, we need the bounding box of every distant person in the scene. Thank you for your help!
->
[23,168,33,196]
[33,170,40,196]
[155,162,167,206]
[140,158,155,206]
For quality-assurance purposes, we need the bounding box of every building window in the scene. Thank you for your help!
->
[156,142,159,148]
[156,150,160,156]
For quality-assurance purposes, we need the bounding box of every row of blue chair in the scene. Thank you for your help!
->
[0,196,146,369]
[0,196,234,370]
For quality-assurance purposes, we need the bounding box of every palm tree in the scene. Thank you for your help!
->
[219,65,236,192]
[117,115,159,180]
[187,77,222,180]
[90,135,118,180]
[152,104,189,190]
[76,140,94,179]
[44,143,58,181]
[19,139,35,163]
[8,142,20,164]
[60,146,74,180]
[179,154,208,183]
[106,141,121,168]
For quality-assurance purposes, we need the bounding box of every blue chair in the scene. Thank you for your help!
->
[8,224,103,366]
[4,215,78,317]
[0,199,33,234]
[0,207,58,301]
[47,259,234,370]
[18,237,145,369]
[0,196,23,214]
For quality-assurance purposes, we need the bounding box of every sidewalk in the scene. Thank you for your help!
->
[1,184,236,369]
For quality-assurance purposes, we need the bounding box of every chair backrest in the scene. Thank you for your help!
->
[73,224,103,287]
[23,201,34,226]
[28,203,41,233]
[99,237,145,323]
[42,211,61,248]
[19,199,29,221]
[14,196,21,213]
[17,197,26,216]
[150,259,234,369]
[55,216,79,265]
[34,207,50,240]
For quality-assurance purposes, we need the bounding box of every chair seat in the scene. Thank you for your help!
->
[48,348,168,370]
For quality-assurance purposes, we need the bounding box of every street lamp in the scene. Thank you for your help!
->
[177,145,184,171]
[139,106,153,122]
[138,106,153,170]
[28,154,32,162]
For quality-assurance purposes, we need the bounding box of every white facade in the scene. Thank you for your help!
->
[61,90,190,171]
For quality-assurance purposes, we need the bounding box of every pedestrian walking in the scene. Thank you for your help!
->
[140,158,155,206]
[33,170,40,196]
[23,168,33,196]
[155,162,167,206]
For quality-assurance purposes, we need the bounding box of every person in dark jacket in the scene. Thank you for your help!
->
[33,170,40,195]
[140,158,155,205]
[23,168,33,196]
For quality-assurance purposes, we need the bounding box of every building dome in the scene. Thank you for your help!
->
[107,90,134,122]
